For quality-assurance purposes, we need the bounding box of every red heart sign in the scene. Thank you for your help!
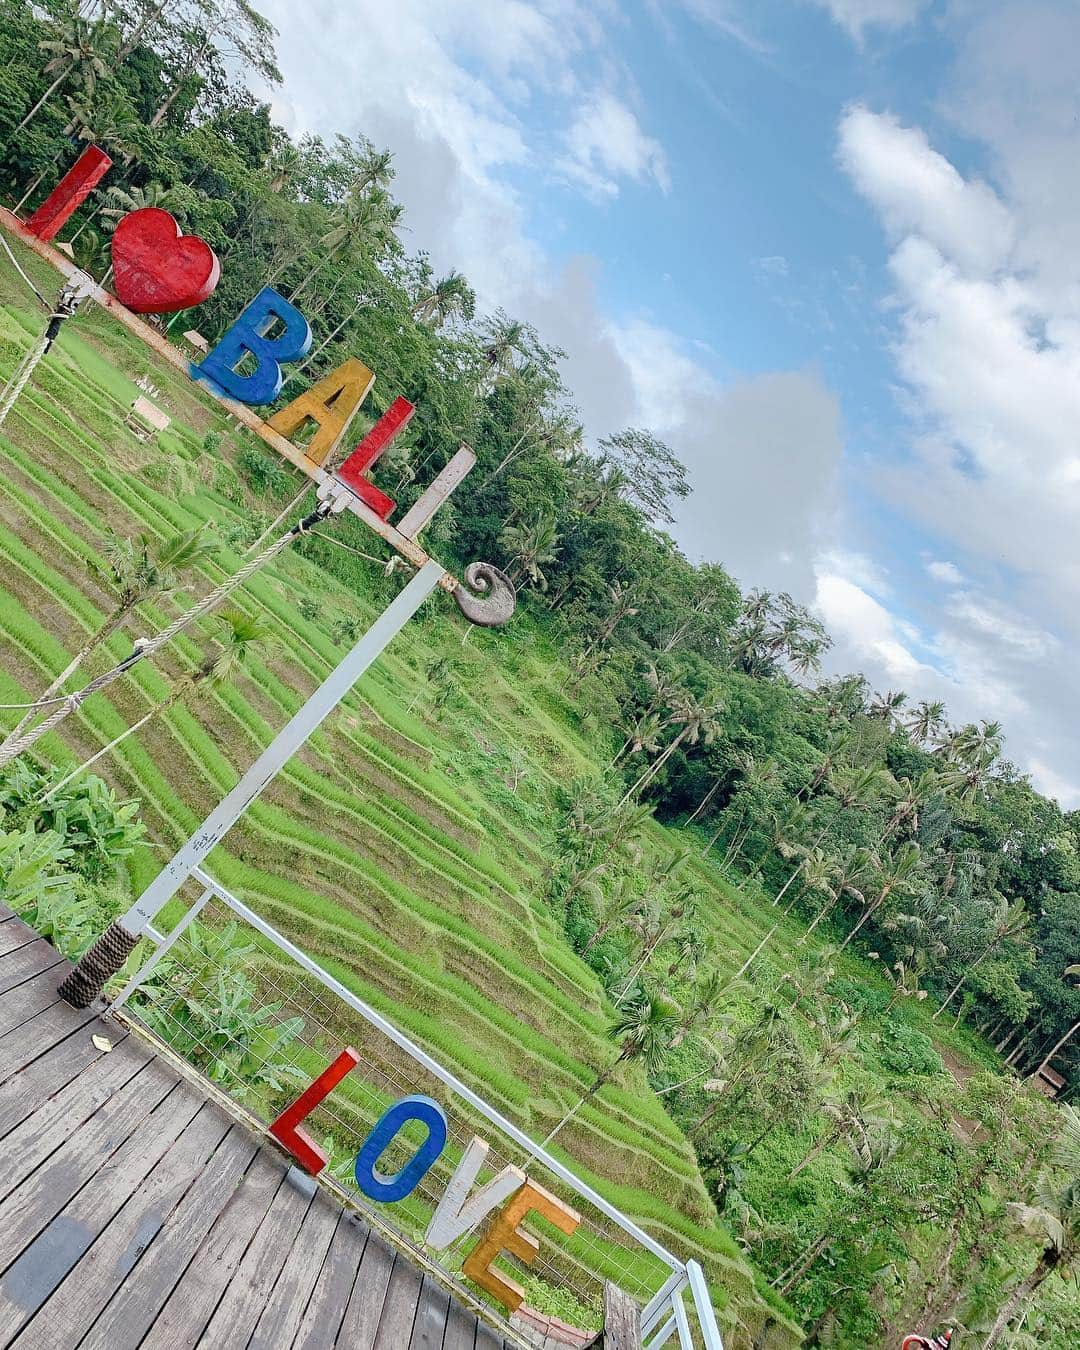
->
[111,207,220,315]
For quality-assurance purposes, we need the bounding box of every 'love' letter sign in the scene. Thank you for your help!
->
[111,207,221,315]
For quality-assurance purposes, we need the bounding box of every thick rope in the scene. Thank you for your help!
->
[0,331,50,427]
[0,505,331,770]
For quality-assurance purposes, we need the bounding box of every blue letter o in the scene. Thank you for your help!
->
[354,1095,448,1203]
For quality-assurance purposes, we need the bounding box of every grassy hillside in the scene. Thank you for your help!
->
[5,235,1066,1347]
[0,234,809,1346]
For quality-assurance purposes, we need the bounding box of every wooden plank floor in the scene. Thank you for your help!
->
[0,907,515,1350]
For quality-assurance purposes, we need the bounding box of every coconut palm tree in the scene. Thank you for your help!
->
[411,270,475,326]
[669,970,724,1048]
[498,511,561,590]
[905,699,947,745]
[101,182,188,232]
[615,889,695,1000]
[42,610,273,799]
[288,187,402,302]
[982,1103,1080,1347]
[799,846,874,945]
[1029,966,1080,1082]
[933,899,1031,1020]
[618,693,723,806]
[480,315,528,385]
[16,18,112,133]
[539,993,678,1147]
[840,842,924,950]
[788,1089,890,1178]
[581,876,645,955]
[1,529,214,753]
[868,689,908,727]
[881,769,940,841]
[724,848,838,992]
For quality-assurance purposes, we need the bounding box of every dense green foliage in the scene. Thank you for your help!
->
[1,2,1080,1344]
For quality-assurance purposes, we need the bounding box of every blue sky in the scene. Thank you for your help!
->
[258,0,1080,807]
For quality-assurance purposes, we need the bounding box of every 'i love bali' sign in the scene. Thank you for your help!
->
[268,1049,580,1315]
[26,150,562,1309]
[25,147,421,510]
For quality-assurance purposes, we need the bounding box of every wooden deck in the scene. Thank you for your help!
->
[0,907,515,1349]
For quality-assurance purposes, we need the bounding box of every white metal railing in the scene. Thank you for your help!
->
[109,868,724,1349]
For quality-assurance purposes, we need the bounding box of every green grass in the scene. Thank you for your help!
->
[0,236,843,1347]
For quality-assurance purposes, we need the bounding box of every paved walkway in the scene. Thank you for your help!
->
[0,905,512,1349]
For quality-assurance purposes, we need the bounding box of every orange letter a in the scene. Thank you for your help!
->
[267,357,374,467]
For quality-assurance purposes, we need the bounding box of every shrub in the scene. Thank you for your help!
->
[237,442,291,499]
[0,762,146,882]
[878,1023,946,1078]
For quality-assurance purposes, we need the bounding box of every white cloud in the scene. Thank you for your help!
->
[560,93,671,200]
[1027,757,1080,809]
[836,85,1080,805]
[810,0,929,42]
[925,559,964,585]
[838,107,1015,275]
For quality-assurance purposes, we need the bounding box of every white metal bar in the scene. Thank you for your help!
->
[644,1312,677,1348]
[672,1289,694,1349]
[396,446,476,539]
[189,867,685,1273]
[686,1260,725,1349]
[109,887,213,1012]
[144,925,165,944]
[641,1270,686,1332]
[119,560,444,938]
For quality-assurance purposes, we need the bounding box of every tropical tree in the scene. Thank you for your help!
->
[411,270,475,326]
[618,693,723,806]
[498,511,561,590]
[906,699,947,745]
[840,842,925,950]
[933,899,1031,1020]
[16,18,112,133]
[0,529,214,753]
[540,992,678,1147]
[982,1104,1080,1347]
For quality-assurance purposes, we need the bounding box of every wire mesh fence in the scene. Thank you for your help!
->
[108,873,683,1335]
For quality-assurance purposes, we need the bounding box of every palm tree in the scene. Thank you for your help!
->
[480,315,528,385]
[618,693,723,806]
[581,877,645,955]
[840,842,924,950]
[724,848,838,991]
[498,511,561,591]
[1029,965,1080,1082]
[669,971,724,1047]
[882,769,939,840]
[42,610,272,798]
[1,529,214,752]
[799,847,873,944]
[264,139,303,194]
[16,18,112,133]
[868,689,908,727]
[411,270,475,326]
[905,699,947,745]
[100,182,187,232]
[982,1104,1080,1347]
[288,187,402,301]
[933,899,1030,1020]
[788,1089,889,1178]
[615,890,695,1000]
[539,993,678,1148]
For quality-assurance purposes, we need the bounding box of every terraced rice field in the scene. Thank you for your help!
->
[0,237,806,1346]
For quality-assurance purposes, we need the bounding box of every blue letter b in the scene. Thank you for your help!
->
[193,286,312,405]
